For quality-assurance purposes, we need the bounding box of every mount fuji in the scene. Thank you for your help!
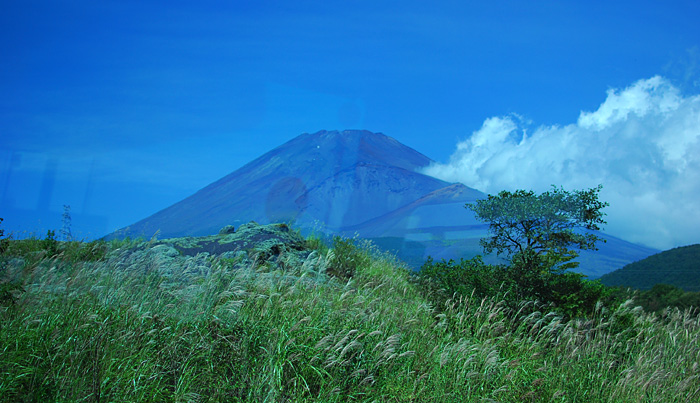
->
[108,130,656,277]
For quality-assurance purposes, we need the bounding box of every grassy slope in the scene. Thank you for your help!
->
[1,238,699,402]
[600,244,700,292]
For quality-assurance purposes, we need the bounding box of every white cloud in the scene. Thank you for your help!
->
[422,76,700,250]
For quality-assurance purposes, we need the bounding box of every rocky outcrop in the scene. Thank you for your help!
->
[105,222,325,283]
[219,225,236,235]
[159,222,307,260]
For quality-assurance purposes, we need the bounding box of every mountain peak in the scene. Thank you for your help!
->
[109,130,452,238]
[288,129,429,172]
[312,129,380,137]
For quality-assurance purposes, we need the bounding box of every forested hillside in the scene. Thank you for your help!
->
[599,244,700,292]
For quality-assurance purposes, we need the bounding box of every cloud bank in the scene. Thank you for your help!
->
[422,76,700,250]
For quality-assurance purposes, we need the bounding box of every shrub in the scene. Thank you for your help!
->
[634,284,700,313]
[0,281,24,308]
[43,230,59,257]
[418,254,610,319]
[305,234,329,255]
[328,236,370,280]
[416,256,504,310]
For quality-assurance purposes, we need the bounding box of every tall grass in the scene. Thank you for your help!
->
[1,238,698,402]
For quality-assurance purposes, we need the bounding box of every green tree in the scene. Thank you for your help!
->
[465,186,611,317]
[466,185,609,273]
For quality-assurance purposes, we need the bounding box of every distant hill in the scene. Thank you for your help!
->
[599,244,700,292]
[106,129,657,277]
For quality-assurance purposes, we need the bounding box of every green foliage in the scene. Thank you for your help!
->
[621,284,700,313]
[328,236,370,280]
[416,256,504,309]
[305,234,330,255]
[43,229,59,257]
[432,186,612,318]
[1,236,108,266]
[418,254,611,319]
[600,244,700,292]
[63,239,109,262]
[105,236,145,250]
[544,272,612,319]
[0,218,24,308]
[0,281,24,307]
[1,224,699,402]
[467,185,608,272]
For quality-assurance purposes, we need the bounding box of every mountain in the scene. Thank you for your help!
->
[108,129,657,277]
[599,244,700,291]
[110,130,466,238]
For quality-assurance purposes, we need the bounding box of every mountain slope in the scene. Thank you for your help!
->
[599,244,700,291]
[109,130,461,239]
[108,129,657,277]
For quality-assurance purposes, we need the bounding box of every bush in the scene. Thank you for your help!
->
[634,284,700,313]
[416,256,506,310]
[43,230,59,257]
[328,236,370,280]
[544,272,611,319]
[0,281,24,308]
[418,254,610,319]
[305,234,329,255]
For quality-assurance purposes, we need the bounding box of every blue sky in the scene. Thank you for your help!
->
[1,0,699,249]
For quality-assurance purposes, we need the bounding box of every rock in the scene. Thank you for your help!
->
[219,225,236,235]
[236,221,260,232]
[105,223,331,286]
[157,222,307,263]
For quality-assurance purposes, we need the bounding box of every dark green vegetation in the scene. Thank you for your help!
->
[416,256,611,321]
[420,186,612,320]
[1,215,699,401]
[623,283,700,313]
[600,244,700,292]
[596,244,700,315]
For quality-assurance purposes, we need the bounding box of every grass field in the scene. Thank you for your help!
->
[1,237,698,402]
